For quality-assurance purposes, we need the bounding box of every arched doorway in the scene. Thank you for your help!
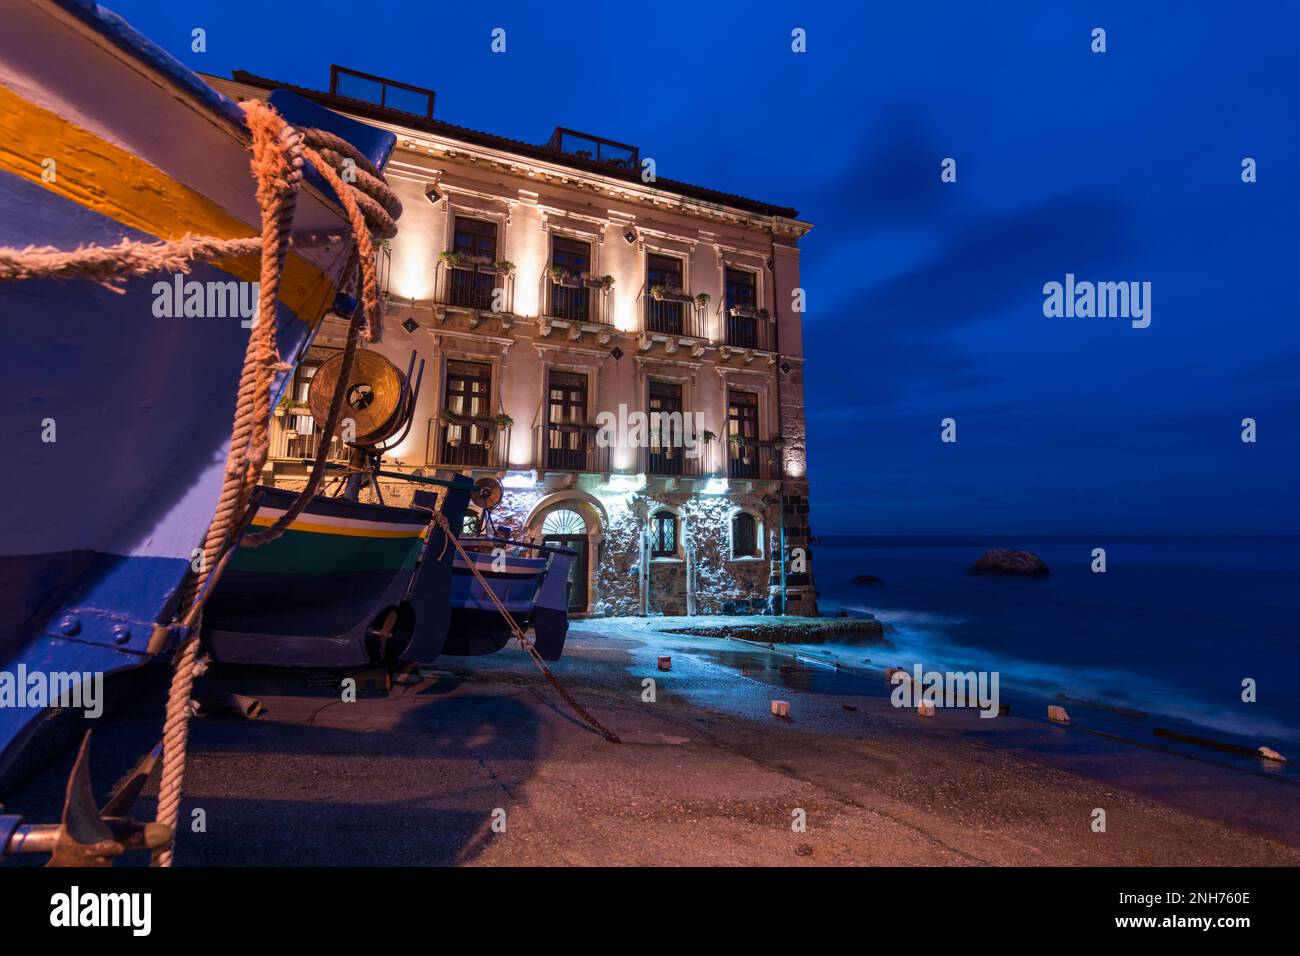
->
[539,507,590,613]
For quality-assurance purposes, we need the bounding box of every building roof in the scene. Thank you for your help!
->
[227,69,800,220]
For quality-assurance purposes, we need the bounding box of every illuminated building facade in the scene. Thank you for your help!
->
[210,68,817,616]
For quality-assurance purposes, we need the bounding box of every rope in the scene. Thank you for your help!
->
[0,235,262,289]
[152,99,305,866]
[429,510,621,744]
[238,139,387,547]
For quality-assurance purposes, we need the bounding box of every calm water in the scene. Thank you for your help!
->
[811,536,1300,748]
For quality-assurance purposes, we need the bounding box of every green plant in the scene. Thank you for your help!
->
[494,260,515,273]
[494,413,514,429]
[727,432,746,446]
[702,430,718,443]
[695,292,711,306]
[600,274,615,289]
[547,266,569,280]
[650,284,668,300]
[436,408,458,424]
[438,250,463,264]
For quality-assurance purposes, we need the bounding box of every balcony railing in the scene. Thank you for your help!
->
[541,424,610,472]
[727,441,782,481]
[435,259,514,314]
[643,294,709,340]
[269,412,351,463]
[426,420,506,469]
[545,277,611,325]
[642,444,706,478]
[724,306,774,352]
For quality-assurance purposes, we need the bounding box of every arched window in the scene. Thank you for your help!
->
[541,508,586,536]
[650,510,678,557]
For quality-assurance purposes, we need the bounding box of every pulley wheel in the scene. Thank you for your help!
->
[308,350,409,447]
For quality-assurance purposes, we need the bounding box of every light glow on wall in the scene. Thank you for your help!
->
[503,469,538,489]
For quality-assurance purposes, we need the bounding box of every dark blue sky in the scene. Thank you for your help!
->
[113,0,1299,535]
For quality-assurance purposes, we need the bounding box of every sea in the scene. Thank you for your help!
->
[811,535,1300,749]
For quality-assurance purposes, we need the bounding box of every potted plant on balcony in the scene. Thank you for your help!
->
[548,266,580,288]
[494,413,514,430]
[486,260,515,275]
[650,284,668,301]
[695,292,711,309]
[438,250,464,266]
[599,274,615,290]
[702,430,718,444]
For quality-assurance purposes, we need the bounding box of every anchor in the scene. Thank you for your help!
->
[0,732,171,866]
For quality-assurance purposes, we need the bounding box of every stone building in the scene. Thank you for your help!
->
[207,67,817,617]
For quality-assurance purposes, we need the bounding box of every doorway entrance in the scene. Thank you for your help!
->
[540,508,589,613]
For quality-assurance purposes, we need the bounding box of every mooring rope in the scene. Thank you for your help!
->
[146,102,398,866]
[0,95,402,864]
[429,510,622,744]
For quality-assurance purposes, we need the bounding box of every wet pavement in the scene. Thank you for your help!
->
[3,621,1297,866]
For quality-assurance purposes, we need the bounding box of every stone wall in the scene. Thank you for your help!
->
[271,474,797,617]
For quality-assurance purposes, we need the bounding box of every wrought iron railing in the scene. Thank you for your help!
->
[546,278,611,325]
[269,412,351,462]
[724,307,774,351]
[727,441,782,480]
[426,420,506,469]
[541,424,609,472]
[642,443,706,478]
[435,260,514,314]
[643,295,709,340]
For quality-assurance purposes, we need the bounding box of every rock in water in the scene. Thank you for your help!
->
[850,574,885,586]
[968,549,1050,576]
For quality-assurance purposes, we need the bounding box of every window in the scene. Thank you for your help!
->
[647,381,684,475]
[732,512,759,559]
[550,236,591,321]
[446,217,498,310]
[440,360,494,465]
[725,268,757,312]
[646,253,684,335]
[728,390,760,479]
[650,510,678,557]
[648,253,683,292]
[547,371,589,470]
[725,267,762,349]
[453,217,497,260]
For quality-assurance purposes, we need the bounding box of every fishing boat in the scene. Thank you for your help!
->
[445,536,577,662]
[201,482,473,667]
[0,0,403,861]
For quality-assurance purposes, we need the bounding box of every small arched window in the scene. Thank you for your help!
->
[732,512,758,559]
[650,510,678,557]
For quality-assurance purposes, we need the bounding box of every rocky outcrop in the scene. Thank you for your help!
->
[850,574,884,586]
[658,617,884,644]
[968,549,1050,576]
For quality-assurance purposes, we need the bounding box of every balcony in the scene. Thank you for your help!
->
[727,440,782,481]
[541,424,610,473]
[544,273,612,326]
[640,291,709,351]
[434,257,515,315]
[642,443,705,478]
[723,306,775,353]
[425,418,507,470]
[545,128,638,173]
[269,410,351,463]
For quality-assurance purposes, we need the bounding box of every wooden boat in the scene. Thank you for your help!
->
[0,0,399,779]
[444,537,577,661]
[203,483,474,667]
